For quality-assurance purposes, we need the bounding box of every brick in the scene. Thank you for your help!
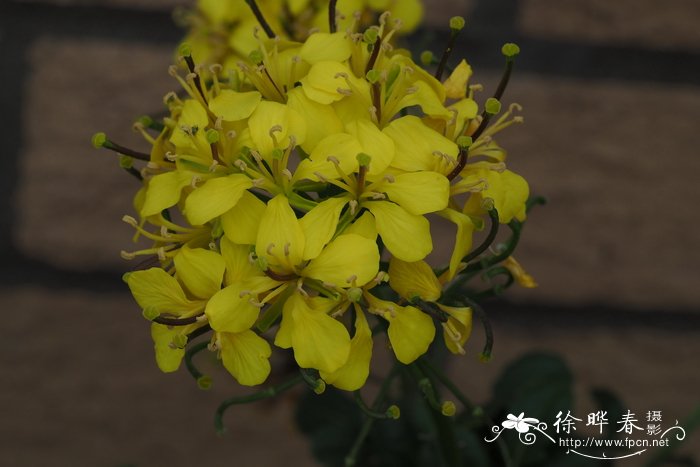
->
[520,0,700,50]
[0,287,315,467]
[484,73,700,309]
[16,38,177,270]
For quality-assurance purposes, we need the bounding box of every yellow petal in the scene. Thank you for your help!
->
[343,211,377,239]
[288,293,351,373]
[303,234,379,287]
[221,190,266,244]
[185,174,253,226]
[174,245,225,300]
[366,293,435,364]
[178,99,209,128]
[387,0,423,32]
[293,133,362,182]
[436,208,475,281]
[396,80,451,118]
[345,119,395,175]
[205,285,260,333]
[248,101,307,159]
[219,330,272,386]
[140,171,193,218]
[256,194,305,271]
[443,60,473,100]
[300,32,352,64]
[365,201,432,262]
[378,171,449,215]
[437,304,473,355]
[301,61,357,105]
[151,323,186,373]
[320,305,373,391]
[208,90,261,121]
[126,268,197,315]
[462,169,530,223]
[287,87,344,154]
[383,116,458,173]
[299,197,348,260]
[389,258,441,301]
[220,237,258,284]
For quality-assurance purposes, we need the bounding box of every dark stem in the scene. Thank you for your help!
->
[102,140,150,161]
[371,82,382,124]
[153,314,203,326]
[244,0,276,38]
[463,208,500,263]
[412,298,448,323]
[493,59,514,102]
[353,390,392,419]
[264,269,297,282]
[184,55,208,105]
[328,0,338,33]
[215,374,304,434]
[435,30,460,81]
[365,37,383,74]
[446,147,468,181]
[455,296,493,360]
[464,220,522,274]
[184,340,210,386]
[123,166,143,181]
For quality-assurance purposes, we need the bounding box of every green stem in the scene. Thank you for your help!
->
[344,365,398,467]
[244,0,276,38]
[184,341,212,390]
[215,374,303,434]
[463,208,500,263]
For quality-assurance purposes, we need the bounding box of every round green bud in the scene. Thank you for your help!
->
[178,43,192,58]
[313,379,326,395]
[356,152,372,167]
[420,50,434,66]
[347,287,363,303]
[501,42,520,59]
[386,405,401,419]
[142,307,160,322]
[206,128,220,144]
[485,97,501,115]
[363,28,379,44]
[91,132,107,148]
[118,155,133,169]
[197,375,213,390]
[449,16,466,31]
[456,135,473,149]
[441,401,457,417]
[365,69,380,84]
[248,49,263,64]
[479,351,492,362]
[138,115,154,127]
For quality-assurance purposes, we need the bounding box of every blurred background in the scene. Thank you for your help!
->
[1,0,699,465]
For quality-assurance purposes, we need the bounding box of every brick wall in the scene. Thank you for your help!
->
[2,1,698,465]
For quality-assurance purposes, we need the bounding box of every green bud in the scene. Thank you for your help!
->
[479,351,492,362]
[142,307,160,322]
[386,405,401,419]
[485,97,501,115]
[206,128,220,144]
[356,152,372,167]
[118,155,133,169]
[449,16,466,32]
[347,287,363,303]
[363,28,379,44]
[248,49,263,64]
[420,50,434,66]
[313,379,326,395]
[501,42,520,59]
[91,132,107,148]
[197,375,213,390]
[178,43,192,58]
[456,136,473,149]
[138,115,154,127]
[172,334,188,349]
[441,401,457,417]
[365,69,380,84]
[271,148,284,160]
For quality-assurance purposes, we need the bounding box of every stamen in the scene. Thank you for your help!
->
[120,250,136,260]
[165,151,178,162]
[226,130,237,139]
[345,274,357,284]
[121,215,138,227]
[266,243,275,255]
[348,199,358,215]
[283,242,291,257]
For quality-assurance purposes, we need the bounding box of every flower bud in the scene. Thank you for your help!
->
[197,375,213,390]
[92,132,107,149]
[449,16,465,32]
[456,136,473,149]
[501,42,520,59]
[420,50,434,66]
[363,28,379,44]
[206,128,220,144]
[485,97,501,115]
[441,400,457,417]
[386,405,401,419]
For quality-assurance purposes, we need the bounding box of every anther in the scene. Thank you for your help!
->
[234,160,247,171]
[345,274,357,284]
[209,63,223,74]
[326,155,340,165]
[214,117,223,130]
[185,72,198,82]
[296,279,309,298]
[313,172,329,182]
[337,88,353,96]
[266,243,275,255]
[209,161,219,172]
[281,169,293,180]
[269,125,283,138]
[196,314,209,322]
[147,161,161,169]
[122,215,138,226]
[348,199,358,215]
[120,250,136,260]
[283,242,291,257]
[248,298,265,308]
[167,65,179,77]
[160,226,171,238]
[252,178,265,187]
[383,174,395,183]
[208,241,217,250]
[190,176,201,188]
[157,247,166,261]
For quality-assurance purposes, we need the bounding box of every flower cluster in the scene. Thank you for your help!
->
[95,3,535,396]
[178,0,422,70]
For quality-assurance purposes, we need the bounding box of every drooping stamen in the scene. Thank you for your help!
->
[244,0,276,38]
[435,16,465,81]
